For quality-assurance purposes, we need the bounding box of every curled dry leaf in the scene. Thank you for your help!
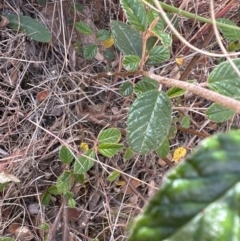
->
[0,15,10,28]
[36,90,48,102]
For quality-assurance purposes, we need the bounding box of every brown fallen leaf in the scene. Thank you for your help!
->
[36,90,49,102]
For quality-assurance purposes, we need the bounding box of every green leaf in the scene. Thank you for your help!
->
[206,103,235,123]
[96,29,111,41]
[98,143,124,157]
[0,183,8,192]
[120,0,148,32]
[104,49,115,61]
[127,90,172,154]
[217,18,240,41]
[107,170,120,182]
[73,173,85,184]
[128,131,240,241]
[119,81,134,96]
[83,44,97,60]
[134,77,158,96]
[41,191,51,206]
[0,237,14,241]
[98,128,121,144]
[64,191,74,199]
[47,185,61,195]
[228,40,240,52]
[147,10,165,30]
[37,0,48,6]
[208,58,240,98]
[180,115,191,128]
[56,171,72,194]
[155,138,170,158]
[123,55,140,71]
[59,145,74,164]
[39,223,50,231]
[39,222,50,231]
[75,21,93,35]
[147,45,170,65]
[5,14,51,43]
[111,20,142,57]
[150,29,172,47]
[68,198,76,208]
[168,125,177,139]
[167,86,186,98]
[124,147,134,160]
[74,150,95,174]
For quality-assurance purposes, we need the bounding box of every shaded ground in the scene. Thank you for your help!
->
[0,0,239,240]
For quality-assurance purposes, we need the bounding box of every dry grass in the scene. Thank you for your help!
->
[0,0,239,240]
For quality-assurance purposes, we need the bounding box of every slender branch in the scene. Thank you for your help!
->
[144,71,240,113]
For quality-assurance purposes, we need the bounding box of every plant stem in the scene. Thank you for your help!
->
[144,71,240,113]
[145,1,240,32]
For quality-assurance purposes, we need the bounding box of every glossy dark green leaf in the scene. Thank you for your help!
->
[128,131,240,241]
[208,58,240,98]
[5,14,51,42]
[120,0,148,32]
[127,90,172,154]
[119,81,134,96]
[111,20,142,57]
[206,103,235,123]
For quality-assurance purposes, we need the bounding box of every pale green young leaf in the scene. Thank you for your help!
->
[124,147,134,161]
[111,20,142,57]
[107,171,120,182]
[68,198,76,208]
[206,103,235,123]
[59,145,74,164]
[98,143,124,157]
[123,55,140,71]
[180,115,191,128]
[120,0,148,32]
[127,90,172,154]
[74,150,95,174]
[167,86,186,98]
[98,128,121,144]
[75,21,93,35]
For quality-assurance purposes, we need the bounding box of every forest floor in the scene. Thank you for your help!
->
[0,0,239,240]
